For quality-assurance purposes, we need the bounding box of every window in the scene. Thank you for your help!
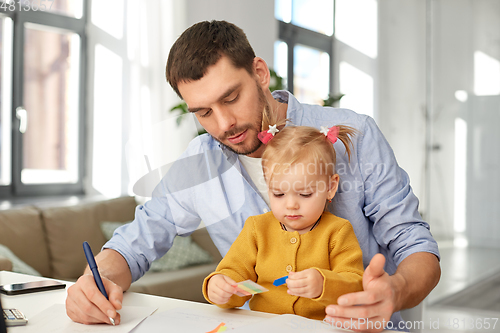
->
[0,15,13,188]
[0,1,86,196]
[275,0,334,105]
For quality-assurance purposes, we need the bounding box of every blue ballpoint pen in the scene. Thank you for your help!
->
[83,241,115,325]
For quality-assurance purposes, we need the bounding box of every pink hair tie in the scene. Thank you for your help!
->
[320,126,339,144]
[258,124,279,144]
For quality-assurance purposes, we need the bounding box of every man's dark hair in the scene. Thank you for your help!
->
[166,20,256,98]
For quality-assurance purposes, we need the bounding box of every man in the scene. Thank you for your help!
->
[66,20,440,332]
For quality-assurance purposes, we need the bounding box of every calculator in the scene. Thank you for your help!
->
[3,308,27,326]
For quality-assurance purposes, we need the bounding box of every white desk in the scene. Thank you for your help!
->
[0,271,275,332]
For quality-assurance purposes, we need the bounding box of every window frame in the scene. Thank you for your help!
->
[276,5,335,95]
[0,10,14,197]
[0,2,87,197]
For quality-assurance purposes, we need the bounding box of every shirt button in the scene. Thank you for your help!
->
[290,237,297,244]
[263,208,269,213]
[286,265,293,272]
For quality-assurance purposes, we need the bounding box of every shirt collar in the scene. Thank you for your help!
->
[271,90,303,127]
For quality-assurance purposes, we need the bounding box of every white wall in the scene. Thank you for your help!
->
[426,0,474,240]
[334,0,432,233]
[464,1,500,247]
[376,0,428,225]
[465,96,500,248]
[376,0,500,241]
[376,0,468,239]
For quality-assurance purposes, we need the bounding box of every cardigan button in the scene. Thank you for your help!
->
[290,237,297,244]
[285,265,293,272]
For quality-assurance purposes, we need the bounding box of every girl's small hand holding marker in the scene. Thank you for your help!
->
[285,270,325,299]
[274,271,325,299]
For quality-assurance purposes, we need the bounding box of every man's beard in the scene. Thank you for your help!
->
[213,83,269,156]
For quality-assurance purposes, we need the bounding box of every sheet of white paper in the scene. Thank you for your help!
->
[232,314,395,333]
[229,314,337,332]
[131,307,269,332]
[14,304,157,333]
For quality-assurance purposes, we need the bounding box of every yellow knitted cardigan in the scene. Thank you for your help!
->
[203,211,364,320]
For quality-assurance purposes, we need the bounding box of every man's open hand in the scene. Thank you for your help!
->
[324,254,399,332]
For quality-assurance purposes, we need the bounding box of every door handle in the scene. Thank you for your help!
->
[16,106,27,134]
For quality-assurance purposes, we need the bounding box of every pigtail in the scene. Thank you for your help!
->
[261,106,274,132]
[261,105,288,133]
[334,125,359,162]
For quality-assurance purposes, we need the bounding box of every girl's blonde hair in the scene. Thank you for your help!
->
[262,125,357,181]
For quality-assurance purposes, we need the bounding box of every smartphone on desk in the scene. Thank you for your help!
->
[0,280,66,295]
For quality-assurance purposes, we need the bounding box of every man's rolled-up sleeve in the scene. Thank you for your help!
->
[103,178,201,282]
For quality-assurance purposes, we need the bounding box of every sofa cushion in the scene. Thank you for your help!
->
[101,221,213,272]
[0,255,13,272]
[99,196,137,222]
[42,197,137,280]
[128,262,218,302]
[0,206,51,277]
[190,228,223,263]
[0,244,40,276]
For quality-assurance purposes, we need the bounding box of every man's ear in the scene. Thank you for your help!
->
[253,57,270,90]
[328,174,340,200]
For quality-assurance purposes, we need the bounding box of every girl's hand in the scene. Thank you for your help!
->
[207,274,238,304]
[286,269,324,299]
